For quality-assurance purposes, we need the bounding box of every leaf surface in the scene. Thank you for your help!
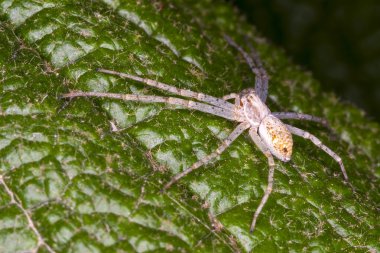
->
[0,0,379,252]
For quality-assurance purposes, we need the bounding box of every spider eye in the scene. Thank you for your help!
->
[283,147,288,153]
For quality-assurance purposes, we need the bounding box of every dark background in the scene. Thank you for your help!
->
[232,0,380,122]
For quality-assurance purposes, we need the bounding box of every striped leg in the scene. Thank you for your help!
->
[245,37,269,102]
[97,68,234,110]
[272,112,329,128]
[224,34,269,102]
[249,128,275,233]
[286,125,348,181]
[162,122,251,191]
[62,92,236,121]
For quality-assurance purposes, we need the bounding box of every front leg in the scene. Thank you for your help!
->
[223,34,269,102]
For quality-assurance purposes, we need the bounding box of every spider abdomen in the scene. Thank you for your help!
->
[259,115,293,162]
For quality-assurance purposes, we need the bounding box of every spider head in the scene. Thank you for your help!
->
[240,89,270,125]
[259,115,293,162]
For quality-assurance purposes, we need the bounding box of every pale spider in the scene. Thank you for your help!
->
[63,35,348,233]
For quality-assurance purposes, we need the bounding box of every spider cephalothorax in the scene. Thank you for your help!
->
[63,35,348,233]
[239,89,270,125]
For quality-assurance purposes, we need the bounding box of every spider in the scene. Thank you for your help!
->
[62,35,348,233]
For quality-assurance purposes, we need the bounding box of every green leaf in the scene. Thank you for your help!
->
[0,1,379,252]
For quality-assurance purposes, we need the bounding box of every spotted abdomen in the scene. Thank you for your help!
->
[259,115,293,161]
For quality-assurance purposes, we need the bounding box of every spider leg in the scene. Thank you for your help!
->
[249,128,275,233]
[223,34,269,102]
[222,93,238,101]
[245,36,269,102]
[222,93,241,107]
[62,91,236,121]
[97,68,234,110]
[272,112,329,128]
[162,122,250,191]
[286,125,348,181]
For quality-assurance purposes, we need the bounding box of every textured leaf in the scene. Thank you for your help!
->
[0,0,379,252]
